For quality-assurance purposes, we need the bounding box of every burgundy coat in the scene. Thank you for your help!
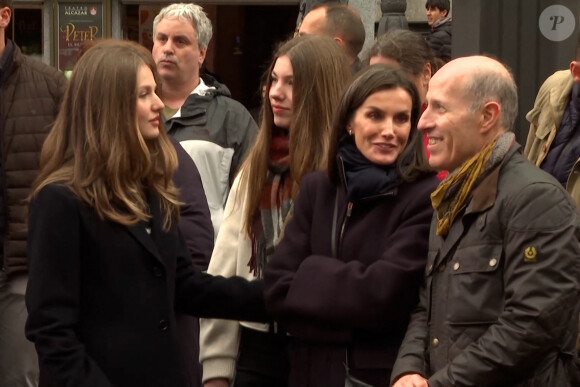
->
[264,168,438,386]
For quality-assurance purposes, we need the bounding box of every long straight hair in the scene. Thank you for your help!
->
[240,35,352,236]
[31,40,180,230]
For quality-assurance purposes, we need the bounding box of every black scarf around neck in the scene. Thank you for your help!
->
[337,137,400,201]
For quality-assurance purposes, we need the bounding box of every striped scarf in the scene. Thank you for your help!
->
[248,133,293,277]
[431,132,515,236]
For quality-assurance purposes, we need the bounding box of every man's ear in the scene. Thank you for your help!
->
[198,46,207,67]
[441,9,449,18]
[479,101,501,134]
[0,6,11,29]
[571,61,580,83]
[422,62,432,87]
[333,36,345,50]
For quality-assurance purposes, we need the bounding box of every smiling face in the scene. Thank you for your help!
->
[418,68,482,171]
[152,17,206,88]
[269,55,294,129]
[349,87,412,166]
[136,64,164,139]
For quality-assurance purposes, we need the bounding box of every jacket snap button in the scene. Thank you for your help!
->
[489,258,498,267]
[153,266,163,277]
[427,264,433,273]
[432,338,439,347]
[158,319,169,332]
[453,262,460,270]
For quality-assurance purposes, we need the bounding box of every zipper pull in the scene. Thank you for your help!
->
[346,202,353,217]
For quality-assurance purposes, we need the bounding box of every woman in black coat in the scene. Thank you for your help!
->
[263,65,439,386]
[25,40,265,387]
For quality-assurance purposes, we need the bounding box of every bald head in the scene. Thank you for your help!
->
[298,3,365,64]
[434,56,518,131]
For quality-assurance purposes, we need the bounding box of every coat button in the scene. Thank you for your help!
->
[432,338,439,347]
[453,262,460,270]
[489,258,498,267]
[158,319,169,332]
[153,266,163,277]
[427,264,433,273]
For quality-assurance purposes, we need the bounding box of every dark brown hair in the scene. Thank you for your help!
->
[328,64,432,183]
[425,0,451,14]
[367,29,439,76]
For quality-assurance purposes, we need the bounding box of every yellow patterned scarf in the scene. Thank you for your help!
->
[431,132,515,236]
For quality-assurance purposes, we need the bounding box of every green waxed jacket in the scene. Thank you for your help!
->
[392,144,580,387]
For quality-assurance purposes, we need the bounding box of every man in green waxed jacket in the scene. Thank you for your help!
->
[391,56,580,387]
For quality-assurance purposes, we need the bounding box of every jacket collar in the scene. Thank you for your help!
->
[549,73,575,116]
[125,190,166,266]
[466,142,520,214]
[431,143,520,268]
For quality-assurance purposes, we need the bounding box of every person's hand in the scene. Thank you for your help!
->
[204,378,230,387]
[392,373,429,387]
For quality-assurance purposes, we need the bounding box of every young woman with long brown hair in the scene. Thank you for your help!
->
[25,40,265,387]
[199,35,352,387]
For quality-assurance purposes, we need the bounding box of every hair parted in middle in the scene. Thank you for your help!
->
[328,64,433,183]
[32,39,180,230]
[239,34,352,236]
[153,3,213,49]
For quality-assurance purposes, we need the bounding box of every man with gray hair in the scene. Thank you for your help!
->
[152,3,257,239]
[391,56,580,386]
[152,4,257,386]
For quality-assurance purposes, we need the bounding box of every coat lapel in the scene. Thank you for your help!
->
[126,191,165,266]
[126,224,164,266]
[432,153,507,269]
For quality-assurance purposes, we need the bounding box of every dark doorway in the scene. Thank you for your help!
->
[211,5,297,113]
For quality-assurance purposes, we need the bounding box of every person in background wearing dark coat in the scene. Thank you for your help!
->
[24,40,266,387]
[391,56,580,387]
[170,134,215,387]
[264,65,439,386]
[425,0,452,63]
[0,0,67,385]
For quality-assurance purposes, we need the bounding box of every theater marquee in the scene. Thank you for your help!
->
[57,2,103,71]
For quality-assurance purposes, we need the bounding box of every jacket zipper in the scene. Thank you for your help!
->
[338,201,353,251]
[335,155,397,255]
